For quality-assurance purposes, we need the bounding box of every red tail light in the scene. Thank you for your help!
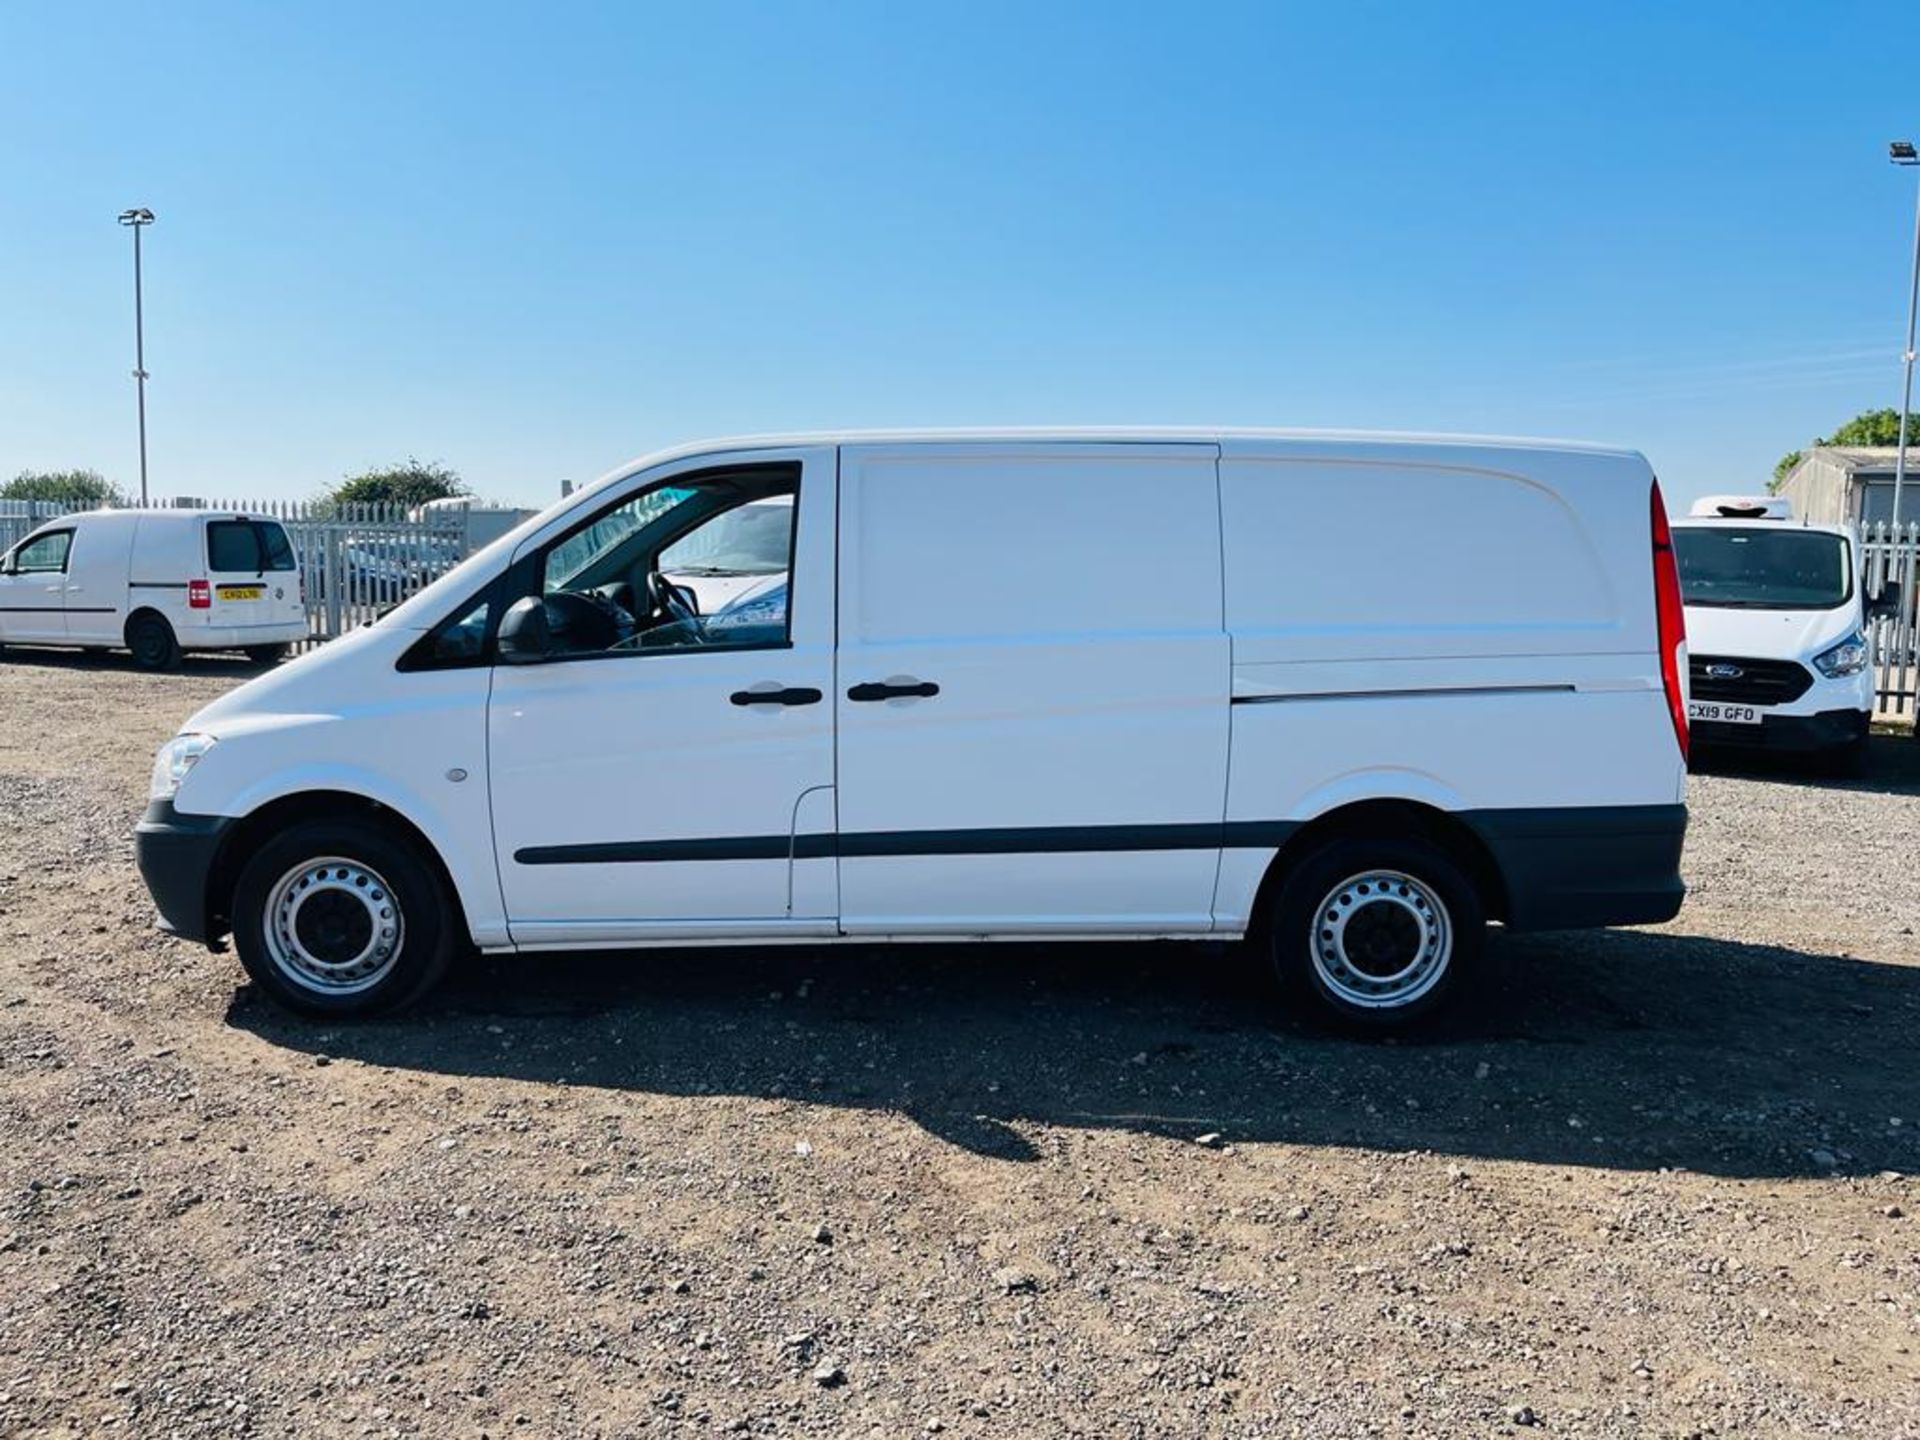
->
[1649,481,1688,761]
[188,579,211,610]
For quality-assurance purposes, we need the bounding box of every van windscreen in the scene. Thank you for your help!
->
[1671,526,1851,610]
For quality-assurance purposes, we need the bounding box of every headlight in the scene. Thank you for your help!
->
[1812,632,1869,679]
[149,734,216,801]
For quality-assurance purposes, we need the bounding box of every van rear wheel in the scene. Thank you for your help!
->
[244,643,288,666]
[231,818,455,1018]
[126,613,180,671]
[1268,834,1484,1029]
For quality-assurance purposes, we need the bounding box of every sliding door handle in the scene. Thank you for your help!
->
[730,685,823,707]
[847,679,940,702]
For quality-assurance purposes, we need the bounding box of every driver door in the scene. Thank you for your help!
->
[487,446,838,946]
[0,527,76,643]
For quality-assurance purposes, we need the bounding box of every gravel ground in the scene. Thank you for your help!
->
[1,651,1918,1439]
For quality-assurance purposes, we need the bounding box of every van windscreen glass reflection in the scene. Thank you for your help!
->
[1671,527,1851,610]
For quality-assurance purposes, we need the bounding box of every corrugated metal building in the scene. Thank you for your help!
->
[1776,446,1919,524]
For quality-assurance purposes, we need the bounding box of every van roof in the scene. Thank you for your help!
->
[1669,514,1856,539]
[587,427,1646,495]
[64,508,286,522]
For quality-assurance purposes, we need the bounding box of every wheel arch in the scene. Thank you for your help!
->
[1246,798,1510,939]
[123,605,173,642]
[205,789,472,948]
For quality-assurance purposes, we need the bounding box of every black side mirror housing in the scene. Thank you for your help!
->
[496,595,554,664]
[1869,580,1903,622]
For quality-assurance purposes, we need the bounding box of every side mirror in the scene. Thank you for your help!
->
[496,595,554,664]
[1869,580,1903,622]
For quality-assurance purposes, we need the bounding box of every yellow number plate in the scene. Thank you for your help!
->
[216,584,263,601]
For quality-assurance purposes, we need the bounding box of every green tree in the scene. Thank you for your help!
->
[1,468,128,508]
[1773,409,1920,490]
[330,459,467,510]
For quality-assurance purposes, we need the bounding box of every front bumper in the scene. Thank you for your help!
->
[134,800,235,945]
[1691,706,1868,755]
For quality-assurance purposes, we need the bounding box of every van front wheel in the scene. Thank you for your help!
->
[231,818,455,1018]
[126,613,180,671]
[1269,835,1484,1029]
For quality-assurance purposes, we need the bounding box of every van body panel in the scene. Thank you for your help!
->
[138,429,1688,971]
[489,445,836,939]
[1218,445,1645,664]
[200,515,305,639]
[62,512,137,644]
[833,443,1230,933]
[0,521,82,642]
[167,623,510,946]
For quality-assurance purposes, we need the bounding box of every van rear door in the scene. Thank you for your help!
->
[204,517,302,630]
[833,442,1231,934]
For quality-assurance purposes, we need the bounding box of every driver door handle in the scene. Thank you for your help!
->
[730,686,823,707]
[847,679,940,702]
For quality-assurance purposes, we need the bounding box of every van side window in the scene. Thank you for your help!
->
[11,530,73,574]
[425,600,492,663]
[528,467,798,659]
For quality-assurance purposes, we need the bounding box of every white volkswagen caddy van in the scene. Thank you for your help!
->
[1671,495,1894,773]
[136,432,1690,1027]
[0,509,307,669]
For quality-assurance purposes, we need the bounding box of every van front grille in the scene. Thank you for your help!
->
[1688,654,1813,706]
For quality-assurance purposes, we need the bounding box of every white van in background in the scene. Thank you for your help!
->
[661,494,795,612]
[1671,495,1894,773]
[136,430,1689,1029]
[0,510,308,669]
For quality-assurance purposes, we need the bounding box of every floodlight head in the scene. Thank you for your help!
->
[117,207,155,225]
[1892,140,1919,164]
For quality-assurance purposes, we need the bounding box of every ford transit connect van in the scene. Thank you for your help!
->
[0,509,307,668]
[135,431,1690,1027]
[1671,495,1894,773]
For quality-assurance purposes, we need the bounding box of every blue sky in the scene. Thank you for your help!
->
[2,1,1917,508]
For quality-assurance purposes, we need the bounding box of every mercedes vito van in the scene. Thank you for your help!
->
[1672,495,1895,773]
[136,431,1690,1027]
[0,509,307,668]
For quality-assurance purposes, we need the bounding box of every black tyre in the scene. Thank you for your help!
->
[231,817,456,1018]
[244,643,288,667]
[1268,834,1485,1029]
[126,612,180,671]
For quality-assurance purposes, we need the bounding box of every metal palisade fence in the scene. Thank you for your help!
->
[0,497,475,648]
[1864,519,1920,720]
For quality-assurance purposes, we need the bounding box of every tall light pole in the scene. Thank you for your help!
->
[118,207,155,506]
[1890,143,1919,534]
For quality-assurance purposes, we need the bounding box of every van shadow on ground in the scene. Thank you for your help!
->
[0,647,268,679]
[1691,731,1920,800]
[232,924,1920,1180]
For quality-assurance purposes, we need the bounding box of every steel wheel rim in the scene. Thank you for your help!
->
[1309,869,1452,1010]
[262,856,403,996]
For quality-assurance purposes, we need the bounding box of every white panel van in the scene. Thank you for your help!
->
[135,432,1690,1027]
[1671,495,1893,773]
[0,510,307,668]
